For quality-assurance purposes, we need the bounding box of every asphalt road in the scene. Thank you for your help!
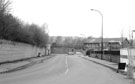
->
[0,54,133,84]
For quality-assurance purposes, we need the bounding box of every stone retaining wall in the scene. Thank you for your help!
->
[0,41,46,62]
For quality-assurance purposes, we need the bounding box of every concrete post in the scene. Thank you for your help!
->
[127,48,135,80]
[133,70,135,83]
[127,48,133,78]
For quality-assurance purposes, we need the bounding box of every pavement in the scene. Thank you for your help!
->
[0,55,54,74]
[0,61,30,73]
[79,55,127,75]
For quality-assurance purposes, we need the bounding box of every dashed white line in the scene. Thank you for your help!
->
[65,56,69,74]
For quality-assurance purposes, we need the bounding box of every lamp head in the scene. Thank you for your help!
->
[90,9,94,11]
[132,30,135,32]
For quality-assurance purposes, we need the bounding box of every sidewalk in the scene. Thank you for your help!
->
[0,61,29,73]
[0,55,54,74]
[80,55,126,75]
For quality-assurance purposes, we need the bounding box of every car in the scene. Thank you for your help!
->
[68,52,75,55]
[75,52,83,55]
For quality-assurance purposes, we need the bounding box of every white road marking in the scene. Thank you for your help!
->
[65,56,69,74]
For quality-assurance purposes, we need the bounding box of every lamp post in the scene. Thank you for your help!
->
[90,9,103,59]
[80,34,86,38]
[132,30,135,46]
[79,34,87,55]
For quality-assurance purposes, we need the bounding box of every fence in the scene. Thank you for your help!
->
[86,50,120,63]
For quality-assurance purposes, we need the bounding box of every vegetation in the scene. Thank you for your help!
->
[0,0,49,47]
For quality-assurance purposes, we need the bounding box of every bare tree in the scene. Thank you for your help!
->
[0,0,11,15]
[0,0,49,47]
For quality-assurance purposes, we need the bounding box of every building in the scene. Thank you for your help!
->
[84,38,129,51]
[45,43,52,55]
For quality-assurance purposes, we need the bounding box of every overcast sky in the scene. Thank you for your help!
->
[11,0,135,38]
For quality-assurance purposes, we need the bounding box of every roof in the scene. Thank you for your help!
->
[84,38,128,43]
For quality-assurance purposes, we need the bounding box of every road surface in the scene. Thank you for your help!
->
[0,54,133,84]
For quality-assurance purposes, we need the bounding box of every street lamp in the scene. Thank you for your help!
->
[79,34,86,44]
[80,34,86,38]
[132,30,135,47]
[90,9,103,59]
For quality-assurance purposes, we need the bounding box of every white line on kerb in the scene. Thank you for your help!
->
[65,56,69,74]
